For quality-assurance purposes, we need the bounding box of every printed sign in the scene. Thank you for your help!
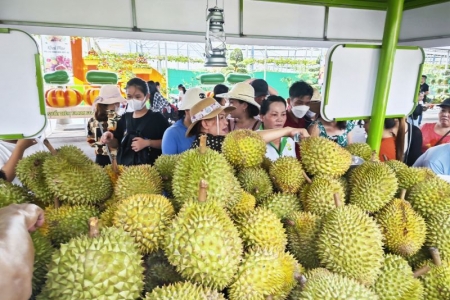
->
[41,35,73,73]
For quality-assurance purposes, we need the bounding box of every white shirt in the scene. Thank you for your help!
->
[265,137,297,161]
[0,140,47,185]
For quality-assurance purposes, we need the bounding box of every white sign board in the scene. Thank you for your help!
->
[0,28,47,139]
[321,44,424,122]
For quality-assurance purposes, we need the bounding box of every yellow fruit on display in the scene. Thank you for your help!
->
[115,165,162,201]
[145,281,226,300]
[345,143,375,161]
[154,154,179,196]
[407,176,450,219]
[420,251,450,300]
[143,250,183,293]
[229,190,256,217]
[260,193,301,219]
[237,167,273,203]
[396,167,434,192]
[222,129,266,169]
[426,212,450,260]
[302,176,345,217]
[104,163,125,186]
[269,156,305,194]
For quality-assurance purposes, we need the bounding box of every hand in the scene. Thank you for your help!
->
[100,131,113,144]
[16,139,37,150]
[131,137,149,152]
[289,128,310,139]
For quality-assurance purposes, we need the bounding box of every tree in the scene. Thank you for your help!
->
[224,48,247,74]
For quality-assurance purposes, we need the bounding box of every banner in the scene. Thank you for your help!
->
[46,106,94,119]
[41,35,73,73]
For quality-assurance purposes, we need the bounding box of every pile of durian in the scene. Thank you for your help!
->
[1,129,450,300]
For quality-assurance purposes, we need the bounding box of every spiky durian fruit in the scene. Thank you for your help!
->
[349,161,398,213]
[300,137,352,178]
[228,247,286,300]
[30,231,54,299]
[0,179,34,208]
[260,193,301,219]
[345,143,374,161]
[229,190,256,217]
[286,212,322,269]
[16,151,54,205]
[172,138,241,210]
[376,194,426,257]
[419,251,450,300]
[396,167,434,192]
[273,251,305,300]
[298,272,378,299]
[302,176,345,217]
[234,207,287,252]
[317,204,384,286]
[154,154,179,196]
[144,250,183,293]
[113,194,174,254]
[43,146,112,205]
[269,156,305,194]
[145,281,226,300]
[46,205,100,245]
[406,247,432,270]
[115,165,162,201]
[407,177,450,219]
[261,156,273,172]
[426,212,450,260]
[104,163,125,187]
[38,226,144,300]
[237,167,273,203]
[222,129,266,169]
[373,254,423,300]
[164,182,243,290]
[385,159,409,173]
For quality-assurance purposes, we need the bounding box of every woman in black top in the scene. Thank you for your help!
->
[404,122,423,166]
[101,78,169,166]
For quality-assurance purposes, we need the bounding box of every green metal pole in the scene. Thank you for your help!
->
[366,0,404,152]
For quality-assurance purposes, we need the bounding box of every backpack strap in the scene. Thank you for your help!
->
[435,129,450,147]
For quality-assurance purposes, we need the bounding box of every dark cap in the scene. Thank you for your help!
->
[251,79,269,97]
[438,98,450,108]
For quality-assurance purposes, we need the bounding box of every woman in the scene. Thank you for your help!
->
[421,98,450,153]
[212,84,229,106]
[186,97,309,153]
[216,82,261,131]
[307,101,355,147]
[259,95,296,160]
[178,84,186,102]
[101,78,169,166]
[87,85,124,167]
[148,81,171,114]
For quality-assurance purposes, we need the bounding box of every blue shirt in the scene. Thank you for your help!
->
[413,143,450,175]
[162,119,195,155]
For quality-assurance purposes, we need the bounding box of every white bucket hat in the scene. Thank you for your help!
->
[178,87,207,110]
[94,85,126,106]
[215,82,260,109]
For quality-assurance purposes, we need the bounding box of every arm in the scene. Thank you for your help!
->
[162,129,177,155]
[307,123,320,137]
[347,131,354,144]
[257,127,309,143]
[243,78,278,96]
[1,139,36,182]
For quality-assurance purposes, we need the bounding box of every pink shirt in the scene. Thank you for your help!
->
[421,123,450,153]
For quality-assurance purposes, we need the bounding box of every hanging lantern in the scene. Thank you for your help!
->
[204,3,227,68]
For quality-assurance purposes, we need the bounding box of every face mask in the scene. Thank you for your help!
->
[128,99,146,111]
[291,105,310,118]
[306,110,316,119]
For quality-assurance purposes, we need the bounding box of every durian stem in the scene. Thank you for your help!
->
[198,179,208,202]
[89,217,100,238]
[265,296,273,300]
[400,189,407,200]
[382,154,389,162]
[371,150,378,162]
[297,274,307,290]
[413,265,431,278]
[199,135,207,154]
[430,247,442,266]
[334,193,342,207]
[285,219,295,226]
[111,155,119,174]
[53,196,60,208]
[302,171,312,184]
[43,139,58,155]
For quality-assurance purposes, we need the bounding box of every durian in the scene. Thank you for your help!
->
[426,212,450,260]
[0,179,34,208]
[420,249,450,300]
[236,167,273,203]
[114,165,162,201]
[407,176,450,219]
[104,163,125,187]
[302,176,345,217]
[396,167,434,192]
[300,137,352,177]
[113,194,175,254]
[145,281,226,300]
[154,154,179,197]
[144,250,183,293]
[222,129,266,169]
[345,143,374,161]
[229,190,256,217]
[385,159,408,173]
[30,231,54,299]
[260,193,301,219]
[269,156,305,194]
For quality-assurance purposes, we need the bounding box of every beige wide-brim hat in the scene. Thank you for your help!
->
[215,82,260,109]
[185,97,235,137]
[94,85,126,106]
[178,87,207,110]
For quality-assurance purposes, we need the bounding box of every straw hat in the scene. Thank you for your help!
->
[215,82,260,109]
[178,87,206,110]
[185,97,235,137]
[94,85,126,106]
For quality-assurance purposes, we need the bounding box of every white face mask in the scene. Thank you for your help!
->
[128,99,146,111]
[291,105,310,118]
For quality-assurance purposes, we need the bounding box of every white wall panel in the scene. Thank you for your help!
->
[0,0,132,27]
[243,0,324,38]
[327,7,385,40]
[400,2,450,40]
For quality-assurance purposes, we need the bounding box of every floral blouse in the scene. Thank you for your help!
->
[309,120,355,147]
[87,110,121,157]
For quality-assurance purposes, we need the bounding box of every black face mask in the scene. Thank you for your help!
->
[384,119,396,130]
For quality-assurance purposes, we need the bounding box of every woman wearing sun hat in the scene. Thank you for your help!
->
[186,97,310,153]
[215,82,261,131]
[87,85,125,166]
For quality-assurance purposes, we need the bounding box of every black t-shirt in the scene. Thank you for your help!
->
[420,83,429,102]
[404,122,423,167]
[114,110,169,165]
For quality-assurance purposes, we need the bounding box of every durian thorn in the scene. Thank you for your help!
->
[400,189,407,200]
[430,247,442,266]
[43,139,58,155]
[382,154,389,162]
[111,155,119,174]
[53,196,60,209]
[413,265,431,278]
[333,193,342,207]
[302,171,312,184]
[199,135,207,154]
[89,217,100,238]
[198,179,208,202]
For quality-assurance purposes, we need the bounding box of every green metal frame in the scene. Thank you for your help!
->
[0,28,47,139]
